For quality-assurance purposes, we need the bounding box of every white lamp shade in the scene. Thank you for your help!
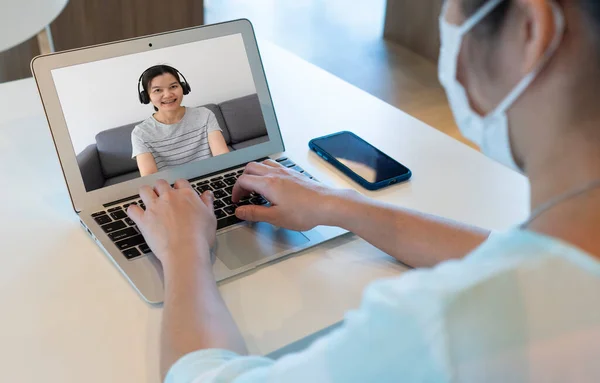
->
[0,0,68,52]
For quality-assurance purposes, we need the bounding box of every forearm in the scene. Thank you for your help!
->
[324,190,490,268]
[208,131,230,156]
[160,247,247,380]
[136,153,159,177]
[140,165,159,177]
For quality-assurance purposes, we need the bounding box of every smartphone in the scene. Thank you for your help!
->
[309,131,412,190]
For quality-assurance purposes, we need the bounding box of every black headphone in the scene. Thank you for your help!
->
[137,65,191,105]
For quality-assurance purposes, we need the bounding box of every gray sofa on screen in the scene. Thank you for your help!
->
[76,93,268,192]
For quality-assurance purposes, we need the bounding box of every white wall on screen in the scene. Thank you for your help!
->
[52,34,257,154]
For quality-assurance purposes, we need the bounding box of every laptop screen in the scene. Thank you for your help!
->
[51,33,270,192]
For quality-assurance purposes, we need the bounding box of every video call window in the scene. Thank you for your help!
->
[51,34,269,192]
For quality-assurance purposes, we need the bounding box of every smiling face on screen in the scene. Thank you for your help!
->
[148,73,184,113]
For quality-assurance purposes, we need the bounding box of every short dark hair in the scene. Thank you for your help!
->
[141,65,184,111]
[461,0,512,37]
[463,0,600,40]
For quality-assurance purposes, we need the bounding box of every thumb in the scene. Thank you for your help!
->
[236,204,278,224]
[200,190,215,210]
[127,205,144,225]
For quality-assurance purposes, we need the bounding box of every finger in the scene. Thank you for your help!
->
[154,179,172,196]
[231,174,270,202]
[235,204,279,224]
[173,178,193,190]
[127,205,144,225]
[243,161,277,176]
[200,190,215,210]
[263,159,285,168]
[139,185,158,205]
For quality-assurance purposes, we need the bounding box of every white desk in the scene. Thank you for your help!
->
[0,42,529,382]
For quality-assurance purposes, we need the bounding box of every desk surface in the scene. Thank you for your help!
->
[0,41,529,382]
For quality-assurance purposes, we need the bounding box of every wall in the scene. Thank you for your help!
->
[51,33,256,154]
[0,0,204,83]
[0,37,40,83]
[383,0,444,62]
[50,0,204,53]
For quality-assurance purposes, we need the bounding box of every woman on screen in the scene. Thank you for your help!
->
[131,65,229,177]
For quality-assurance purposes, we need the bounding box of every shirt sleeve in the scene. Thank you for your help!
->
[131,127,150,158]
[206,109,222,134]
[162,231,600,383]
[165,270,454,383]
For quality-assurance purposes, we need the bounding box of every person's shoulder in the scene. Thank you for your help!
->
[431,228,600,307]
[370,230,568,303]
[439,230,600,357]
[187,105,214,118]
[189,105,212,112]
[467,229,593,267]
[355,233,552,326]
[132,117,156,136]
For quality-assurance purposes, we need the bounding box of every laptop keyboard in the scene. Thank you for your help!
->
[90,157,316,260]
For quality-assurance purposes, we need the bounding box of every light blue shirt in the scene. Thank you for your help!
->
[166,230,600,382]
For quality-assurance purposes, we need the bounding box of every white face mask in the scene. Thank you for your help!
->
[438,0,565,171]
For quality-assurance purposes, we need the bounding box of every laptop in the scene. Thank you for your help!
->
[31,19,346,304]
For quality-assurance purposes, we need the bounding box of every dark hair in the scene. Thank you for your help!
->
[462,0,511,37]
[141,65,184,111]
[463,0,600,39]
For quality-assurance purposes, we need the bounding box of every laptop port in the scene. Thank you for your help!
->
[80,220,93,236]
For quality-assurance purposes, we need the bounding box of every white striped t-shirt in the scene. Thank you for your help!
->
[131,106,222,171]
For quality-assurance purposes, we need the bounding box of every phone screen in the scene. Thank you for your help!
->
[311,132,410,184]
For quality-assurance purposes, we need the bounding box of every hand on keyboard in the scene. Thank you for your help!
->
[232,159,340,231]
[126,179,216,267]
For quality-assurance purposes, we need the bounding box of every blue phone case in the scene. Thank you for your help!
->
[308,131,412,191]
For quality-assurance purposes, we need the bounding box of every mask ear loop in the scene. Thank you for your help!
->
[462,0,505,32]
[490,1,566,116]
[440,0,505,32]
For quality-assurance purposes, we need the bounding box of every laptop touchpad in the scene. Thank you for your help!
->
[215,222,310,270]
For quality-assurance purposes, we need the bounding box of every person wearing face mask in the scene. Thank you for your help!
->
[126,1,600,381]
[132,65,229,177]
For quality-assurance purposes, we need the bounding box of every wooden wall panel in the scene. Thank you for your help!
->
[383,0,444,63]
[50,0,205,51]
[0,37,41,83]
[0,0,204,83]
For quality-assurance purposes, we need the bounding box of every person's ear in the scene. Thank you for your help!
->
[520,0,556,74]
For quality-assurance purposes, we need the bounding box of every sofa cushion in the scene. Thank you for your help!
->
[201,104,231,145]
[231,135,270,150]
[96,122,140,178]
[219,94,267,144]
[76,144,105,192]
